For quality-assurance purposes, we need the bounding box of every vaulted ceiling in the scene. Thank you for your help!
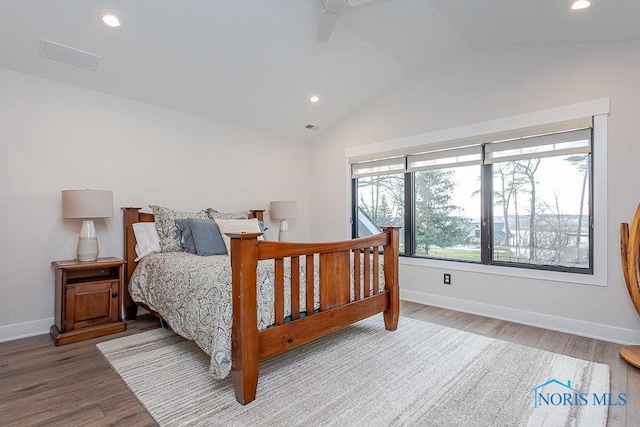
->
[2,1,639,140]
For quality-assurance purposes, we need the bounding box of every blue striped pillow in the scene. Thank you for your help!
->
[187,218,227,256]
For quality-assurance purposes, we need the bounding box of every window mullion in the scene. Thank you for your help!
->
[351,179,358,238]
[481,158,492,264]
[588,145,594,273]
[404,172,414,256]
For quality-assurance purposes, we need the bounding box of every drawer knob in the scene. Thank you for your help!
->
[112,292,118,298]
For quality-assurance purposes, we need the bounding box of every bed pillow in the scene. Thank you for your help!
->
[206,209,250,220]
[132,222,161,261]
[150,205,209,252]
[214,218,264,254]
[258,220,269,240]
[175,219,196,254]
[187,218,227,256]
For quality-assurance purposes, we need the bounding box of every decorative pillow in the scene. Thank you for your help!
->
[150,205,209,252]
[258,220,270,240]
[132,222,161,261]
[214,218,264,254]
[188,218,227,256]
[206,209,250,220]
[175,219,196,254]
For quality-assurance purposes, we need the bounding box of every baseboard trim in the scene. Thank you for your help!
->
[401,289,640,345]
[3,294,637,346]
[0,317,54,343]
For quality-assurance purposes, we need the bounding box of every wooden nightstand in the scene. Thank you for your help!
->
[50,257,127,345]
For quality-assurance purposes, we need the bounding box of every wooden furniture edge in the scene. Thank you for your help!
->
[258,292,389,359]
[229,226,400,404]
[122,207,149,320]
[50,322,126,346]
[619,203,640,370]
[52,257,124,268]
[620,345,640,368]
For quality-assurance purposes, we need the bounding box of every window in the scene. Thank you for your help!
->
[351,120,593,274]
[485,128,592,272]
[414,167,481,261]
[353,172,405,253]
[489,154,590,269]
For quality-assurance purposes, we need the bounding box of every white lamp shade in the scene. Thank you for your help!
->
[270,200,297,219]
[62,190,113,219]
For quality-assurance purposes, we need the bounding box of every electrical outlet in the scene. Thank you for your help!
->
[443,273,451,285]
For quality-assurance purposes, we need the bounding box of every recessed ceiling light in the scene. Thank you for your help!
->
[571,0,591,10]
[99,11,123,29]
[310,95,320,103]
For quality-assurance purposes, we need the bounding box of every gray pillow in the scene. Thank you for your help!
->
[149,205,209,252]
[188,218,227,256]
[175,219,196,254]
[258,220,268,240]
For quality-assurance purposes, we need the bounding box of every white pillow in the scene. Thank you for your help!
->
[214,218,264,254]
[133,222,161,261]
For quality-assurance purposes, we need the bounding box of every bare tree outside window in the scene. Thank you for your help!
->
[357,174,404,252]
[491,155,590,268]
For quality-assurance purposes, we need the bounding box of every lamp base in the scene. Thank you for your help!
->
[278,230,290,242]
[77,220,99,262]
[77,238,99,262]
[278,218,290,242]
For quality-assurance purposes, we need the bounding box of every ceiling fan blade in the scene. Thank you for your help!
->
[317,9,340,42]
[349,0,387,11]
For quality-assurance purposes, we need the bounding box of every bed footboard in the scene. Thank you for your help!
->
[227,227,400,404]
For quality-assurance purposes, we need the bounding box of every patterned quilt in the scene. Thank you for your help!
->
[129,251,384,379]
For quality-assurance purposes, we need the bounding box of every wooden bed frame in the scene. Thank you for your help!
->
[122,207,400,404]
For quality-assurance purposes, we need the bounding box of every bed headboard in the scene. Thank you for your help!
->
[121,207,265,320]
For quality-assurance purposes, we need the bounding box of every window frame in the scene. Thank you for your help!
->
[483,151,594,275]
[409,165,482,263]
[346,99,609,286]
[352,172,408,255]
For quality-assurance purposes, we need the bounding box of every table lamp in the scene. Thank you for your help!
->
[62,189,114,262]
[269,200,297,242]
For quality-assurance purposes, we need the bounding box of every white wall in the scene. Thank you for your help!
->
[309,40,640,344]
[0,69,309,341]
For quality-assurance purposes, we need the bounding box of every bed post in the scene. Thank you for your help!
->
[382,226,400,331]
[248,210,264,221]
[227,232,262,405]
[122,207,142,321]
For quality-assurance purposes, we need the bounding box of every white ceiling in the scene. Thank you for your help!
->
[1,0,639,141]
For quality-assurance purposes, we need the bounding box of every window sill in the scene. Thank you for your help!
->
[399,255,606,287]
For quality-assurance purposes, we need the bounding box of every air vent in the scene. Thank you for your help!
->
[305,124,320,130]
[38,39,101,71]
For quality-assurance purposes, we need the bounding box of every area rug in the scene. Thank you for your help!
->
[97,315,609,426]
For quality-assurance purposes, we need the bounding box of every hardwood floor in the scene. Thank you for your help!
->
[1,302,638,426]
[0,315,160,427]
